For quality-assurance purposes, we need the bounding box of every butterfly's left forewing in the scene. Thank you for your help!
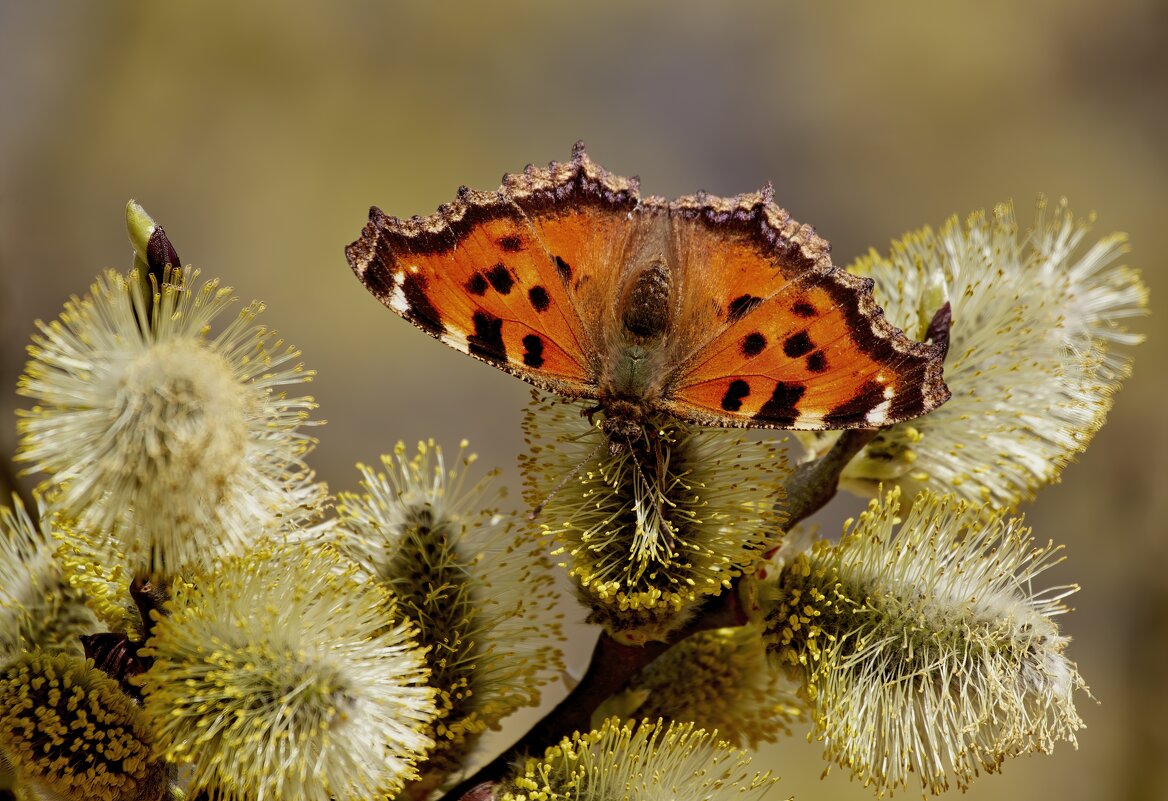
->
[347,188,600,396]
[658,192,949,429]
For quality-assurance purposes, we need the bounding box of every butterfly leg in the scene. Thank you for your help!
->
[580,403,604,426]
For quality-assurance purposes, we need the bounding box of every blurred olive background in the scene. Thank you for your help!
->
[1,2,1164,799]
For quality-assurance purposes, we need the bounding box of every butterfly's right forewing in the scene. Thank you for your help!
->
[347,145,660,402]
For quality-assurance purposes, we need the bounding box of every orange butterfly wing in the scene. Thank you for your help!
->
[345,147,652,398]
[657,191,949,429]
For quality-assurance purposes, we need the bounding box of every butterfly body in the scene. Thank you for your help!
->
[347,143,949,443]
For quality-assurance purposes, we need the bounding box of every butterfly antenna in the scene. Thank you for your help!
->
[527,439,606,521]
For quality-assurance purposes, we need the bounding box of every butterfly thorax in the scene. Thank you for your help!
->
[598,257,673,449]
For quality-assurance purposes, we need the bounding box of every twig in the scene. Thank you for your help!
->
[780,427,879,525]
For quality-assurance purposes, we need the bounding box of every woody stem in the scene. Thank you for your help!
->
[780,427,878,524]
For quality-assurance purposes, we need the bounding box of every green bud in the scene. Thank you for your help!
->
[125,199,157,266]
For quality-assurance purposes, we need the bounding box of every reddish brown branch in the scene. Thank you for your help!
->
[440,592,743,800]
[780,427,879,524]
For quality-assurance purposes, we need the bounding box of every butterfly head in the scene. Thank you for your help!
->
[596,398,647,455]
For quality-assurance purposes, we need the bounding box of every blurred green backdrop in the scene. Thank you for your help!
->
[1,2,1164,799]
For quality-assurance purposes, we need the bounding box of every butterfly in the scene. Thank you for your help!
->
[346,143,949,448]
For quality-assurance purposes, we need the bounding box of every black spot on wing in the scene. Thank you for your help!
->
[522,334,545,368]
[498,235,523,252]
[529,286,550,312]
[728,294,762,322]
[402,273,443,335]
[741,332,767,358]
[823,380,885,426]
[792,301,817,318]
[783,331,814,358]
[554,255,572,282]
[756,381,806,426]
[721,380,751,412]
[466,272,489,296]
[806,352,828,373]
[468,311,506,363]
[486,263,514,294]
